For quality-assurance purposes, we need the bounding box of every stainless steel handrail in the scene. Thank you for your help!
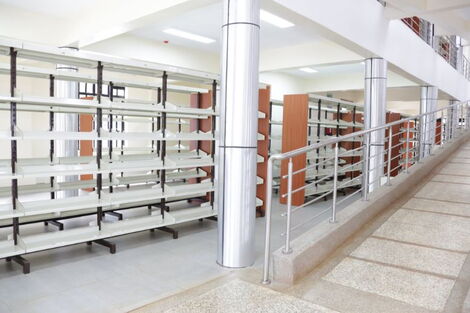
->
[262,101,469,284]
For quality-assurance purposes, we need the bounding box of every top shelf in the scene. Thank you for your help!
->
[308,94,364,111]
[0,36,218,84]
[0,63,209,95]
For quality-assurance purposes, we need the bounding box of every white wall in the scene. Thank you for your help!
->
[86,34,219,74]
[259,72,310,101]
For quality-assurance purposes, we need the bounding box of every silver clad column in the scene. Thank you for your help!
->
[447,100,458,141]
[217,0,260,268]
[55,47,79,198]
[364,58,387,194]
[419,86,438,159]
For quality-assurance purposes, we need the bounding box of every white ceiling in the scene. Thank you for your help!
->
[0,0,97,18]
[131,2,321,52]
[277,62,365,78]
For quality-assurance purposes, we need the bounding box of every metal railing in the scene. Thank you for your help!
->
[434,35,459,69]
[262,101,470,284]
[400,17,469,78]
[402,17,433,45]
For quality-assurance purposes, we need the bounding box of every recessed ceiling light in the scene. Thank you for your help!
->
[299,67,318,73]
[260,10,294,28]
[163,28,215,44]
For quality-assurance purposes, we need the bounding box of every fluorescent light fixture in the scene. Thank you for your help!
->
[163,28,215,44]
[260,10,294,28]
[299,67,318,73]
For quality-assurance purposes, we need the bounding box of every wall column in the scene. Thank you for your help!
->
[217,0,260,268]
[363,58,387,195]
[419,86,438,159]
[55,47,79,198]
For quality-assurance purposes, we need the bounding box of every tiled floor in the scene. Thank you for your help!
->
[289,144,470,313]
[0,190,359,313]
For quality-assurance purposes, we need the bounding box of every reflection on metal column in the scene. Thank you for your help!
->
[55,47,79,198]
[217,0,260,268]
[419,86,438,159]
[364,58,387,193]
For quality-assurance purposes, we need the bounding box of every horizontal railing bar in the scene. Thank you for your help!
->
[269,103,464,162]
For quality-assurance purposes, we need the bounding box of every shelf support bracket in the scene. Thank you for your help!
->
[152,226,178,239]
[6,255,30,274]
[87,239,116,254]
[44,220,64,231]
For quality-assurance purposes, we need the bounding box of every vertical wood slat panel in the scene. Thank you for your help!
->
[280,94,308,206]
[79,96,94,190]
[257,87,271,216]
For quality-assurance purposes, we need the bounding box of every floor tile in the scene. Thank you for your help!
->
[439,163,470,176]
[373,220,470,252]
[323,257,455,311]
[403,197,470,217]
[415,181,470,203]
[432,174,470,185]
[351,238,466,277]
[388,209,470,235]
[162,279,339,313]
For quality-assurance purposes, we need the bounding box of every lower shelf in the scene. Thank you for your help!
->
[1,203,217,259]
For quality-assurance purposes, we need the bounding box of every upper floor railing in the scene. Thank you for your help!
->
[262,100,470,284]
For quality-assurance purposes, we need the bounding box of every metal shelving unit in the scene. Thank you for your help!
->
[304,94,364,197]
[0,37,219,273]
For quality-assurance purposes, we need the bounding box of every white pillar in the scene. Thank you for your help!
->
[217,0,260,268]
[55,47,79,198]
[363,58,387,194]
[419,86,438,159]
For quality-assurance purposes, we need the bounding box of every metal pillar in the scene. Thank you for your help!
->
[217,0,260,268]
[447,100,458,141]
[55,47,79,198]
[363,58,387,195]
[419,86,438,159]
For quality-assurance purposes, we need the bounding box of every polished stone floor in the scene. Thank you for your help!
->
[134,143,470,313]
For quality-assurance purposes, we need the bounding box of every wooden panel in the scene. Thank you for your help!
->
[335,111,363,179]
[79,96,94,189]
[79,113,93,187]
[386,112,402,177]
[190,92,213,180]
[401,120,415,170]
[280,94,309,206]
[256,86,271,216]
[435,118,442,144]
[189,92,213,202]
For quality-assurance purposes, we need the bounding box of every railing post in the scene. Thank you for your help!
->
[283,158,293,254]
[405,122,410,173]
[362,133,370,201]
[262,158,274,285]
[330,143,339,223]
[386,126,392,186]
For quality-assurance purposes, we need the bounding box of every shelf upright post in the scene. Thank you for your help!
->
[210,80,217,208]
[268,101,273,154]
[120,114,124,178]
[96,61,103,229]
[160,72,168,216]
[9,47,19,245]
[315,99,322,186]
[194,92,202,181]
[49,74,55,199]
[156,87,162,158]
[108,82,114,193]
[352,106,357,180]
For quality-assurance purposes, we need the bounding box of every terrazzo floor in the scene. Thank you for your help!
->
[134,143,470,313]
